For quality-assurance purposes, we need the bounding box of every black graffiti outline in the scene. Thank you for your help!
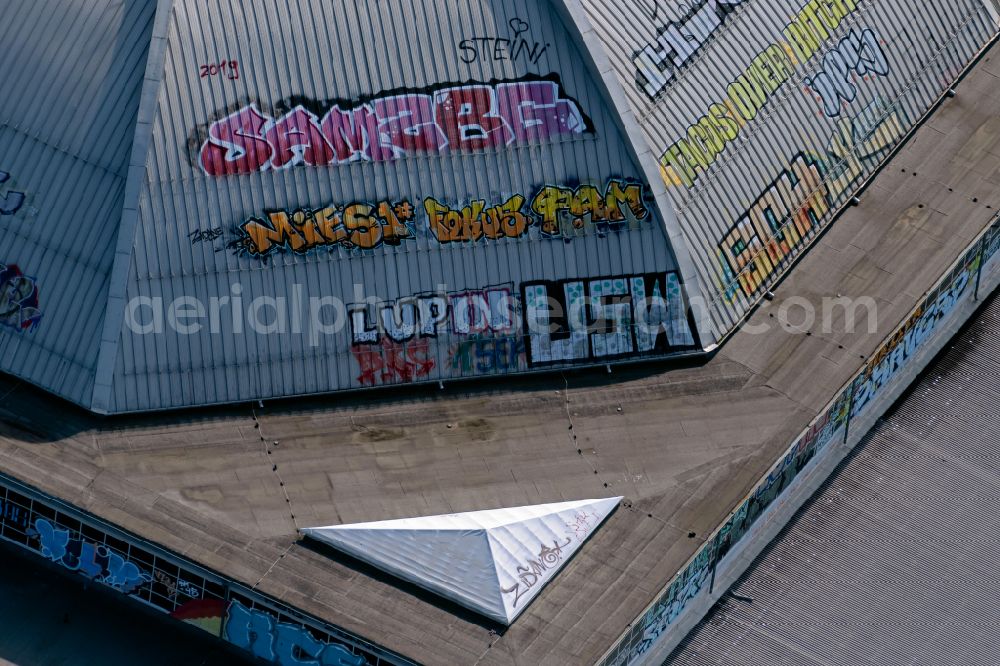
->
[0,171,26,216]
[520,271,700,368]
[633,0,747,99]
[348,283,519,347]
[805,28,890,118]
[500,537,572,609]
[457,17,551,66]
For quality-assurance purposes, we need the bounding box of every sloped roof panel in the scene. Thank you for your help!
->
[106,0,696,412]
[570,0,999,332]
[0,0,156,405]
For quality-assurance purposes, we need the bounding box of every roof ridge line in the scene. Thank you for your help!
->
[89,0,176,415]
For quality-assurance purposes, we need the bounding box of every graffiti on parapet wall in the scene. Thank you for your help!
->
[717,99,906,299]
[0,497,29,532]
[0,264,42,332]
[633,0,747,98]
[459,18,550,66]
[230,200,416,257]
[195,75,590,176]
[658,0,862,188]
[522,271,698,367]
[31,519,153,593]
[0,171,26,216]
[805,28,890,118]
[851,251,977,418]
[153,569,203,601]
[171,599,226,637]
[614,384,852,666]
[425,179,649,243]
[224,600,367,666]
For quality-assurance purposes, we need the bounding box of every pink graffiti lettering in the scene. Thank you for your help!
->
[197,78,589,176]
[199,105,274,176]
[264,107,335,169]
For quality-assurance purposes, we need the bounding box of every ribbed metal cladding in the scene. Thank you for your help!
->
[576,0,998,334]
[107,0,688,412]
[0,0,156,405]
[667,294,1000,666]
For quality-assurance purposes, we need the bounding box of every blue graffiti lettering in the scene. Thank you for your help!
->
[224,601,366,666]
[31,518,152,593]
[0,171,26,216]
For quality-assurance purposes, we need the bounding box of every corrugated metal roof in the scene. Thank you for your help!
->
[569,0,1000,335]
[104,0,693,412]
[1,0,997,412]
[0,0,156,405]
[667,293,1000,666]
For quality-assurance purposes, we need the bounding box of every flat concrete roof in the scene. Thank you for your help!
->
[2,42,999,666]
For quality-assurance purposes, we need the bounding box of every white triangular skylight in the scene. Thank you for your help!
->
[302,497,622,625]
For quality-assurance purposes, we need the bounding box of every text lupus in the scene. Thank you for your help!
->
[350,287,517,346]
[199,78,587,176]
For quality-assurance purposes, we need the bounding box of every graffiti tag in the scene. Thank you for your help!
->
[426,179,648,243]
[0,264,42,332]
[634,0,747,98]
[231,200,415,257]
[0,171,26,216]
[225,600,366,666]
[200,60,239,80]
[659,0,861,188]
[458,18,550,66]
[523,271,697,366]
[805,28,890,117]
[718,100,906,299]
[32,518,152,593]
[197,76,589,176]
[500,538,572,609]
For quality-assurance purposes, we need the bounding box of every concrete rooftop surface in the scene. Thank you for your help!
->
[667,289,1000,666]
[2,41,1000,666]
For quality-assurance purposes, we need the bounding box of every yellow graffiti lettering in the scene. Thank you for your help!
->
[719,155,829,297]
[708,103,741,142]
[242,211,306,255]
[238,200,415,256]
[726,78,764,122]
[290,209,327,248]
[531,186,574,234]
[424,195,529,243]
[343,203,382,249]
[313,207,346,244]
[531,181,647,235]
[606,181,647,222]
[378,201,412,245]
[661,0,863,189]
